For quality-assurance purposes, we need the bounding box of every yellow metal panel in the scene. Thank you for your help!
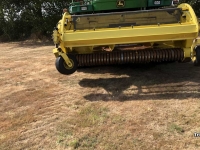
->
[62,23,197,47]
[183,48,191,58]
[53,48,59,57]
[178,3,199,33]
[58,4,199,49]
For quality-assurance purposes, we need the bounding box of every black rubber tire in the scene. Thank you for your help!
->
[194,46,200,66]
[55,54,78,75]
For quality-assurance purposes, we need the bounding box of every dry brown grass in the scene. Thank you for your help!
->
[0,41,200,150]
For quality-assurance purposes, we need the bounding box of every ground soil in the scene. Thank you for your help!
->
[0,42,200,150]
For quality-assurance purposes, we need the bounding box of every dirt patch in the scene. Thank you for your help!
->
[0,42,200,150]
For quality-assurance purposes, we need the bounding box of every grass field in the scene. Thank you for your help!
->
[0,42,200,150]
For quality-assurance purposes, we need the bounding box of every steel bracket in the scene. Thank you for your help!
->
[59,52,73,68]
[53,48,72,67]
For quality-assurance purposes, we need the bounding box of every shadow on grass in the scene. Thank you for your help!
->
[78,62,200,101]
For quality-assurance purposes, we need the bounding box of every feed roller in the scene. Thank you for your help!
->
[76,48,184,66]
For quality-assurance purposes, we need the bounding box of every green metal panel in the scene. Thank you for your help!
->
[69,1,93,14]
[92,0,147,11]
[68,0,173,14]
[148,0,172,7]
[69,4,93,14]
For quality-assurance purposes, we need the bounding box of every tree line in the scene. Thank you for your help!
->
[0,0,199,41]
[0,0,70,41]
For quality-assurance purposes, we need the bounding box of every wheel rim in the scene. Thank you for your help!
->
[63,59,74,70]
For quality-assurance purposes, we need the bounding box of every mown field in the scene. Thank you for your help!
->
[0,42,200,150]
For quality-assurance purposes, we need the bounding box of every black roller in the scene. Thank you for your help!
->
[76,48,184,67]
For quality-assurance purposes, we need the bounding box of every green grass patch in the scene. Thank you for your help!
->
[56,104,109,149]
[168,123,184,134]
[76,104,109,127]
[69,139,80,149]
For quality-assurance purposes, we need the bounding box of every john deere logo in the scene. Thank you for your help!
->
[117,0,125,7]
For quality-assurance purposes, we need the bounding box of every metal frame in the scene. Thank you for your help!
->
[53,3,199,67]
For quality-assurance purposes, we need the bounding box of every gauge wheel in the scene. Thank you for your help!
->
[55,54,78,75]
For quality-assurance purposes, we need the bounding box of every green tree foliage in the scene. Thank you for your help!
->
[0,0,70,41]
[0,0,199,41]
